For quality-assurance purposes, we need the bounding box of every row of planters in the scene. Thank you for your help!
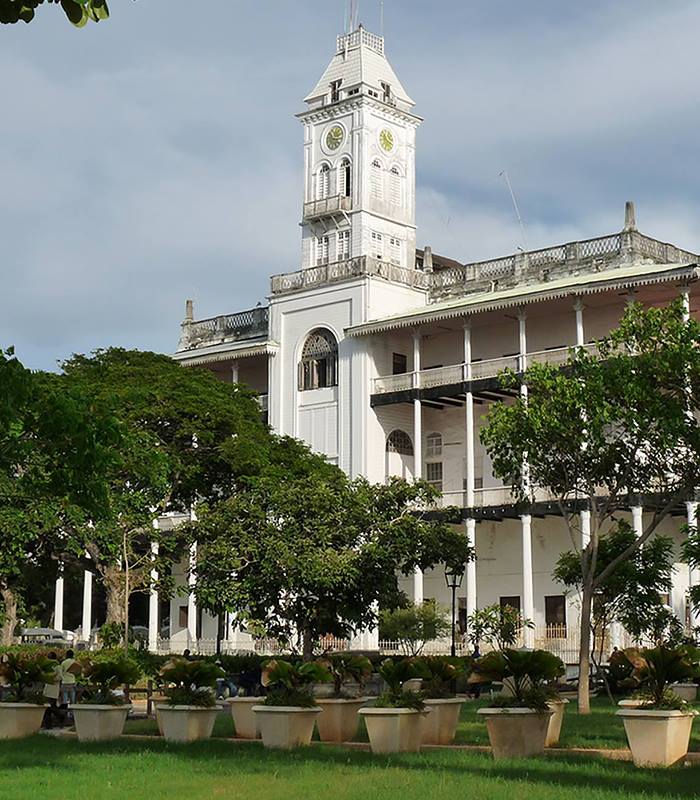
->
[1,645,699,768]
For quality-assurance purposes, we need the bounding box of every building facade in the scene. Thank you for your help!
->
[55,26,700,657]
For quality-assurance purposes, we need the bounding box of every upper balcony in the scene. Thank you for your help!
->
[372,343,597,404]
[303,195,352,222]
[177,306,269,352]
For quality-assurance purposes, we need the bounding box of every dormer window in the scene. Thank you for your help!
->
[330,79,343,103]
[381,81,392,103]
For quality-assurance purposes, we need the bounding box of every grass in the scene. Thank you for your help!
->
[2,735,700,800]
[124,696,700,752]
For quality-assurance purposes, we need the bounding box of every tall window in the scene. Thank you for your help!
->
[500,596,521,612]
[426,432,443,458]
[545,595,567,637]
[330,79,342,103]
[425,461,443,491]
[316,235,330,266]
[339,159,352,198]
[392,353,407,374]
[390,167,401,205]
[371,230,383,260]
[386,430,413,455]
[298,329,338,391]
[370,160,383,200]
[388,236,401,265]
[316,164,331,199]
[337,230,351,261]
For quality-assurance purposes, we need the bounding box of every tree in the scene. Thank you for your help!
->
[379,600,451,656]
[466,603,534,651]
[189,446,474,660]
[0,0,108,26]
[554,521,675,695]
[480,300,700,713]
[0,348,117,644]
[60,348,271,641]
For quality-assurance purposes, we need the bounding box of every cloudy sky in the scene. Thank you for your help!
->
[3,0,700,371]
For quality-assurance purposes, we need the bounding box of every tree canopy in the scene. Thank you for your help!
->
[481,299,700,712]
[0,0,108,26]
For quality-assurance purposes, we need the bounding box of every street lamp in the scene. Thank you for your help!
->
[444,565,464,657]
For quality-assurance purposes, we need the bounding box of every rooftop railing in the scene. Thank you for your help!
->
[178,306,269,351]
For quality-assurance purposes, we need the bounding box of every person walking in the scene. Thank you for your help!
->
[58,649,82,707]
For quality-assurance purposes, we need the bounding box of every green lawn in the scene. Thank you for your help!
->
[2,698,699,800]
[123,696,700,752]
[1,735,700,800]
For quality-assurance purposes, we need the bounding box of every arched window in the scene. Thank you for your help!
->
[386,430,414,455]
[298,329,338,391]
[390,166,401,205]
[316,164,331,200]
[370,160,383,201]
[339,159,352,198]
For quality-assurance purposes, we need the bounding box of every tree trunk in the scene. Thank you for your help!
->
[104,565,127,626]
[0,585,18,646]
[577,582,593,715]
[302,625,314,662]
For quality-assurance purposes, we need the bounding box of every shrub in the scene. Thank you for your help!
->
[158,658,224,707]
[261,659,331,707]
[469,649,564,711]
[0,652,56,703]
[80,655,141,705]
[316,654,373,698]
[420,656,468,699]
[620,645,700,710]
[379,601,450,656]
[375,657,428,710]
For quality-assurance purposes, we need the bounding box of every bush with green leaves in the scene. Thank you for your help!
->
[0,652,56,703]
[261,659,331,708]
[379,600,450,656]
[466,604,534,650]
[317,654,373,698]
[158,658,224,708]
[374,657,428,710]
[419,656,468,699]
[619,646,700,711]
[80,655,140,706]
[469,649,565,711]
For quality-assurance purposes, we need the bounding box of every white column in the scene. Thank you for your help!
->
[631,504,643,538]
[580,509,591,549]
[54,569,64,632]
[231,361,239,384]
[148,531,160,652]
[574,297,585,347]
[681,285,691,321]
[521,514,535,648]
[686,502,700,628]
[412,331,424,605]
[81,565,93,643]
[187,542,198,646]
[463,324,477,623]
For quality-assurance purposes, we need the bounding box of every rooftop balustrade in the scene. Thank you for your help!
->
[178,306,269,351]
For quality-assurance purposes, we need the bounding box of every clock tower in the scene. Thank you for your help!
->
[298,25,422,271]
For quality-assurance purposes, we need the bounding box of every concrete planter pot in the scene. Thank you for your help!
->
[69,704,132,742]
[155,705,219,743]
[618,699,646,708]
[402,678,422,693]
[227,697,262,739]
[477,707,554,759]
[252,705,322,749]
[421,698,464,745]
[315,698,368,742]
[0,703,47,739]
[545,698,569,747]
[358,707,429,754]
[670,683,698,702]
[616,708,697,767]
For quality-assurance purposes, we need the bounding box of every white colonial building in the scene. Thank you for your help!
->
[54,26,700,658]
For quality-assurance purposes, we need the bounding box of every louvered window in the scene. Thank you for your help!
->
[425,461,443,492]
[370,160,383,200]
[371,231,384,260]
[317,165,331,199]
[337,230,351,260]
[390,167,401,205]
[316,235,330,266]
[426,432,443,458]
[339,159,352,198]
[388,236,401,265]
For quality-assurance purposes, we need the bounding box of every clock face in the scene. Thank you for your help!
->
[325,125,344,151]
[379,128,395,152]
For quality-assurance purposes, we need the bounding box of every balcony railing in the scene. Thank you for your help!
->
[303,195,352,221]
[372,344,599,395]
[179,306,269,351]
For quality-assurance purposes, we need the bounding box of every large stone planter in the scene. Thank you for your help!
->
[671,683,698,702]
[0,703,47,739]
[69,704,132,741]
[618,699,646,708]
[358,707,429,754]
[227,697,261,739]
[477,707,553,759]
[616,708,697,767]
[156,705,219,743]
[421,698,464,745]
[545,698,569,747]
[315,698,368,742]
[252,705,322,749]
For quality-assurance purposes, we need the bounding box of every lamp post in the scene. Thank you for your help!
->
[444,565,464,658]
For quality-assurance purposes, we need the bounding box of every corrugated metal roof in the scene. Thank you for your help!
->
[347,262,698,336]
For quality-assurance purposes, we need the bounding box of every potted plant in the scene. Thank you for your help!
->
[358,658,430,754]
[156,658,224,742]
[420,657,467,745]
[313,654,372,743]
[0,653,54,739]
[471,649,565,759]
[615,646,699,767]
[69,655,140,741]
[253,659,331,749]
